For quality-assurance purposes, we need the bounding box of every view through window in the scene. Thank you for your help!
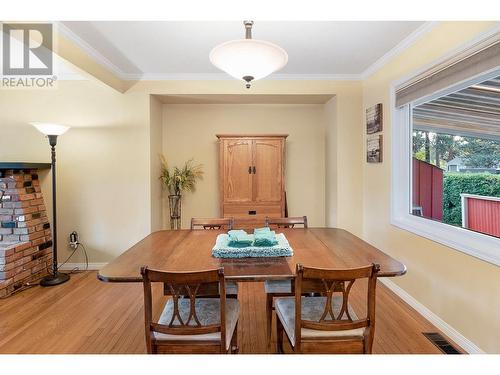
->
[411,76,500,238]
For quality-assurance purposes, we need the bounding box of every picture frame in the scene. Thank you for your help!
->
[367,134,383,163]
[366,103,383,134]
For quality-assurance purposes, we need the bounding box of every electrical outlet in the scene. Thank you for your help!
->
[69,231,79,249]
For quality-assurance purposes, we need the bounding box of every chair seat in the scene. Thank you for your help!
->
[264,279,292,294]
[275,296,365,346]
[226,281,239,295]
[154,298,240,350]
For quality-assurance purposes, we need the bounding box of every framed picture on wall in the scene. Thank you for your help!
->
[366,103,383,134]
[367,134,383,163]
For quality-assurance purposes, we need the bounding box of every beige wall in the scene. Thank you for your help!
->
[162,103,326,229]
[324,97,338,227]
[362,21,500,353]
[332,87,364,236]
[149,95,163,231]
[0,80,152,264]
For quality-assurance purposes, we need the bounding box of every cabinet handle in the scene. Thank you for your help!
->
[248,166,252,174]
[252,166,256,174]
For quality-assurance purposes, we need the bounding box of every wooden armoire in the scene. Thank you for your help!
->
[217,134,287,227]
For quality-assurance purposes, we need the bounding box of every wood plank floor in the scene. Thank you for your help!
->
[0,271,463,354]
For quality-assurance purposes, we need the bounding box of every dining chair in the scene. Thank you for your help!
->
[141,266,240,354]
[190,217,238,296]
[265,216,308,229]
[264,215,308,348]
[191,217,234,230]
[274,263,380,354]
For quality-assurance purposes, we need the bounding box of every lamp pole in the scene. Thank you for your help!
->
[31,123,71,287]
[39,134,70,286]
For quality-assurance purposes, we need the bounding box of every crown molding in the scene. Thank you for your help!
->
[123,72,363,81]
[270,73,362,81]
[360,21,440,80]
[56,21,129,80]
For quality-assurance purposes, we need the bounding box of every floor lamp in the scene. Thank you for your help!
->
[32,122,70,286]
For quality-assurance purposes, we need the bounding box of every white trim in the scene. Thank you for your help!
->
[56,22,130,80]
[461,194,469,229]
[117,72,363,81]
[361,22,440,79]
[461,193,500,203]
[58,262,107,271]
[379,278,484,354]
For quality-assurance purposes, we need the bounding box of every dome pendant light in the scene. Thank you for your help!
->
[210,21,288,89]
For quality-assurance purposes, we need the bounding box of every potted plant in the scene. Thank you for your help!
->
[160,156,203,229]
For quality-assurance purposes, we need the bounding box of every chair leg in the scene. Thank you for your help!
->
[266,293,274,351]
[231,321,239,354]
[276,314,284,354]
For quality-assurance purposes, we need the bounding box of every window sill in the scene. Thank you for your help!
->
[391,212,500,266]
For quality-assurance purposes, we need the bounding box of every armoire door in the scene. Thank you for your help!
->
[253,138,283,203]
[222,139,253,203]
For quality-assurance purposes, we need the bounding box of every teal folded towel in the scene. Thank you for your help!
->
[254,229,278,247]
[254,227,271,235]
[227,230,253,248]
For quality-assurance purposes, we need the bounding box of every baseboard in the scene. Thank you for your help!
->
[379,278,484,354]
[58,262,107,271]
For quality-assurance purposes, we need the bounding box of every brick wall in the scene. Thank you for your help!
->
[0,169,53,298]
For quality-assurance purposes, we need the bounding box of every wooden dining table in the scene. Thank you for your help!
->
[98,228,406,282]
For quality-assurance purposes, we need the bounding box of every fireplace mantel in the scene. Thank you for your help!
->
[0,162,51,170]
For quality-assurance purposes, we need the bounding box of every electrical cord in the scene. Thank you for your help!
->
[57,242,89,274]
[43,240,90,275]
[57,245,79,270]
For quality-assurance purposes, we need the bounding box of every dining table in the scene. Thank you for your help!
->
[98,228,406,283]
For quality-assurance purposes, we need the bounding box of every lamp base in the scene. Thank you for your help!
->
[40,272,70,286]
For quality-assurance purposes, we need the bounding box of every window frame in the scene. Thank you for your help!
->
[391,68,500,267]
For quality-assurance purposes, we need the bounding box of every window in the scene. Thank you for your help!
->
[391,35,500,266]
[411,77,500,239]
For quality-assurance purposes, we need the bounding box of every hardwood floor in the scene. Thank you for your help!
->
[0,271,463,354]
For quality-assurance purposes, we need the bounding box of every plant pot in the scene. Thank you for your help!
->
[168,194,182,230]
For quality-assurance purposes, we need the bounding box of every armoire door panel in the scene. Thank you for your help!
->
[223,139,253,203]
[253,139,283,203]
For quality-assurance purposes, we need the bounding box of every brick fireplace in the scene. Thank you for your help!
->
[0,165,53,298]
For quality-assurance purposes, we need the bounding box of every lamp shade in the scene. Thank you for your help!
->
[31,122,70,136]
[210,39,288,82]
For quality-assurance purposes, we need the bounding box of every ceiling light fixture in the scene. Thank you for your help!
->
[209,21,288,89]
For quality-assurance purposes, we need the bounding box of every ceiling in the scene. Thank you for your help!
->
[59,21,426,80]
[414,76,500,140]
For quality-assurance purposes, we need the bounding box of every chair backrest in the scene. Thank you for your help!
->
[294,263,380,349]
[190,217,234,230]
[141,266,227,352]
[265,216,308,228]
